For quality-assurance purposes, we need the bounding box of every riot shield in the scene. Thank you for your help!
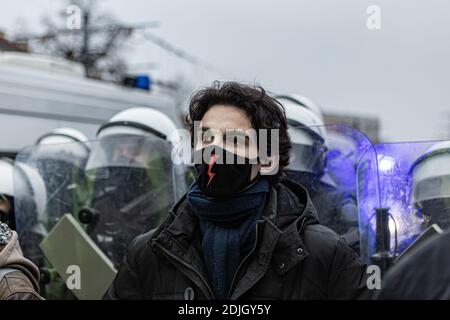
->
[14,135,187,299]
[14,140,90,299]
[286,124,375,253]
[357,139,450,269]
[82,134,187,269]
[14,140,89,267]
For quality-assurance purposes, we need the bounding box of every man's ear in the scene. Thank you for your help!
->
[259,155,279,176]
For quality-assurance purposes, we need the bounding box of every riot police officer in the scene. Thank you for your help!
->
[277,95,360,251]
[410,140,450,230]
[81,107,186,268]
[33,128,90,229]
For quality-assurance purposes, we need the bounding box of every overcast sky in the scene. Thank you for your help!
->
[1,0,450,142]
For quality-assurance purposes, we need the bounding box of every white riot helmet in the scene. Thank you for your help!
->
[409,141,450,228]
[97,107,179,145]
[410,141,450,205]
[0,158,47,229]
[35,127,90,170]
[0,158,47,208]
[36,127,88,146]
[278,96,328,176]
[0,158,14,198]
[276,94,325,123]
[14,161,47,220]
[90,107,184,169]
[12,160,48,260]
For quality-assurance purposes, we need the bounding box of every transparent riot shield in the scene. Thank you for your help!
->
[286,124,375,253]
[356,140,382,266]
[14,140,90,299]
[15,141,89,267]
[14,135,187,299]
[81,134,186,269]
[357,139,450,269]
[185,164,197,186]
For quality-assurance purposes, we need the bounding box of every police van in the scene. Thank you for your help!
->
[0,52,181,158]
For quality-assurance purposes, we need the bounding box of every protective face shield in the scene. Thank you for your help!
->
[410,141,450,229]
[85,135,168,208]
[287,125,373,252]
[357,139,450,268]
[13,161,48,266]
[286,127,330,195]
[326,132,359,195]
[280,96,329,180]
[94,107,187,199]
[38,128,88,182]
[31,129,90,229]
[83,133,185,268]
[288,126,327,176]
[77,108,187,268]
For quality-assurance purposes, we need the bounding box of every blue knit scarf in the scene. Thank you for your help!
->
[186,177,269,299]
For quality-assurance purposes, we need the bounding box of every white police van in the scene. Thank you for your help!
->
[0,52,181,158]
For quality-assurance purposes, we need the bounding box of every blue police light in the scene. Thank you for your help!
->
[135,75,151,90]
[122,74,152,91]
[378,155,396,174]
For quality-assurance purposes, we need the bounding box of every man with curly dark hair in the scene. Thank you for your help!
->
[105,81,369,300]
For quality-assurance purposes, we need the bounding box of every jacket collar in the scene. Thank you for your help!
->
[149,179,320,299]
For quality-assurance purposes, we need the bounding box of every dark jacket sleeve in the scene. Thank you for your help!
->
[0,271,42,300]
[328,238,372,299]
[103,236,143,300]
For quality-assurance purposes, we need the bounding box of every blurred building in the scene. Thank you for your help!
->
[323,113,380,143]
[0,31,28,52]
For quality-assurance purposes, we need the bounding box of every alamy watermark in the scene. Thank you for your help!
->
[366,265,381,290]
[367,5,381,30]
[66,265,81,290]
[66,4,82,30]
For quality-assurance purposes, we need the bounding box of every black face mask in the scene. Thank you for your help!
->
[194,146,257,199]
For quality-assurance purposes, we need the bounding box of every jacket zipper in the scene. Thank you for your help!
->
[226,222,260,299]
[154,241,216,300]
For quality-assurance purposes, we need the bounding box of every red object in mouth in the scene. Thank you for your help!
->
[206,153,217,186]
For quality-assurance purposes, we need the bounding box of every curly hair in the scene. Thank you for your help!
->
[186,81,291,183]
